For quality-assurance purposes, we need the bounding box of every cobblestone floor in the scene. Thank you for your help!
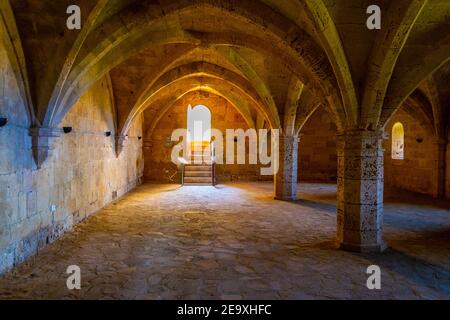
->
[0,182,449,300]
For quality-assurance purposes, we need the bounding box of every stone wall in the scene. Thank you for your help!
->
[0,48,144,274]
[144,93,340,183]
[384,108,437,196]
[143,91,269,182]
[447,131,450,199]
[298,107,338,182]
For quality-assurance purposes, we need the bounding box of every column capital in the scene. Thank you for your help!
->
[337,129,385,158]
[143,139,152,149]
[279,134,300,143]
[433,138,448,146]
[338,128,385,139]
[29,126,62,138]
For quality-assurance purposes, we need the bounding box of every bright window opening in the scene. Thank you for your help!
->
[392,122,404,160]
[187,104,211,150]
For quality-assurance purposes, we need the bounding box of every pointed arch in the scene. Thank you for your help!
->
[0,0,34,126]
[45,0,347,132]
[144,88,256,140]
[391,122,405,160]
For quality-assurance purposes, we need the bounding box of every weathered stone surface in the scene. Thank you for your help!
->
[384,108,443,198]
[29,127,61,169]
[0,182,449,299]
[275,135,299,201]
[337,130,386,253]
[0,0,449,295]
[143,91,270,183]
[0,76,144,274]
[299,107,337,182]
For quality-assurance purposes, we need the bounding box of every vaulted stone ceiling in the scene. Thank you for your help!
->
[1,0,449,166]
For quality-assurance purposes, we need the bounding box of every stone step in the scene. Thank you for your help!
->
[189,150,210,154]
[185,165,212,171]
[184,177,212,184]
[183,182,213,186]
[191,149,211,154]
[189,160,212,164]
[191,148,211,152]
[190,154,211,158]
[190,155,212,160]
[189,157,212,162]
[185,171,211,177]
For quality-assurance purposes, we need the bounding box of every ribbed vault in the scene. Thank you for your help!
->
[0,0,447,175]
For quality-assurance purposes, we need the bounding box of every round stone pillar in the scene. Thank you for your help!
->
[337,129,386,253]
[274,135,299,201]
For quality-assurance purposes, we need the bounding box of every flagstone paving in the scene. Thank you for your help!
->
[0,182,449,300]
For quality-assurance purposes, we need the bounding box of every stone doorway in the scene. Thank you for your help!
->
[184,105,214,185]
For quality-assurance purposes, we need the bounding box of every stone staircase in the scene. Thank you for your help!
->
[183,148,214,186]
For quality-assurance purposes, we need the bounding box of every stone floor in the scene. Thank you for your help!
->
[0,182,449,300]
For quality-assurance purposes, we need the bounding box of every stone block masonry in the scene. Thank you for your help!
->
[299,107,337,182]
[0,70,144,274]
[384,108,449,199]
[337,129,386,253]
[143,91,270,183]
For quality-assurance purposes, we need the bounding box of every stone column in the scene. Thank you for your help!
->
[274,135,299,201]
[432,139,447,199]
[337,129,386,253]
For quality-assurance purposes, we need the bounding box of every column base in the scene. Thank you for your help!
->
[274,195,297,201]
[339,241,388,253]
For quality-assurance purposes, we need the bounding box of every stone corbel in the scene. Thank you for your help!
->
[29,127,61,169]
[434,137,448,147]
[143,139,152,150]
[115,135,127,157]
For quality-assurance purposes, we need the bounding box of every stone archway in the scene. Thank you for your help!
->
[187,104,212,159]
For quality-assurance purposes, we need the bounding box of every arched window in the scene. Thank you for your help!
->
[391,122,404,160]
[187,104,211,145]
[186,104,212,163]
